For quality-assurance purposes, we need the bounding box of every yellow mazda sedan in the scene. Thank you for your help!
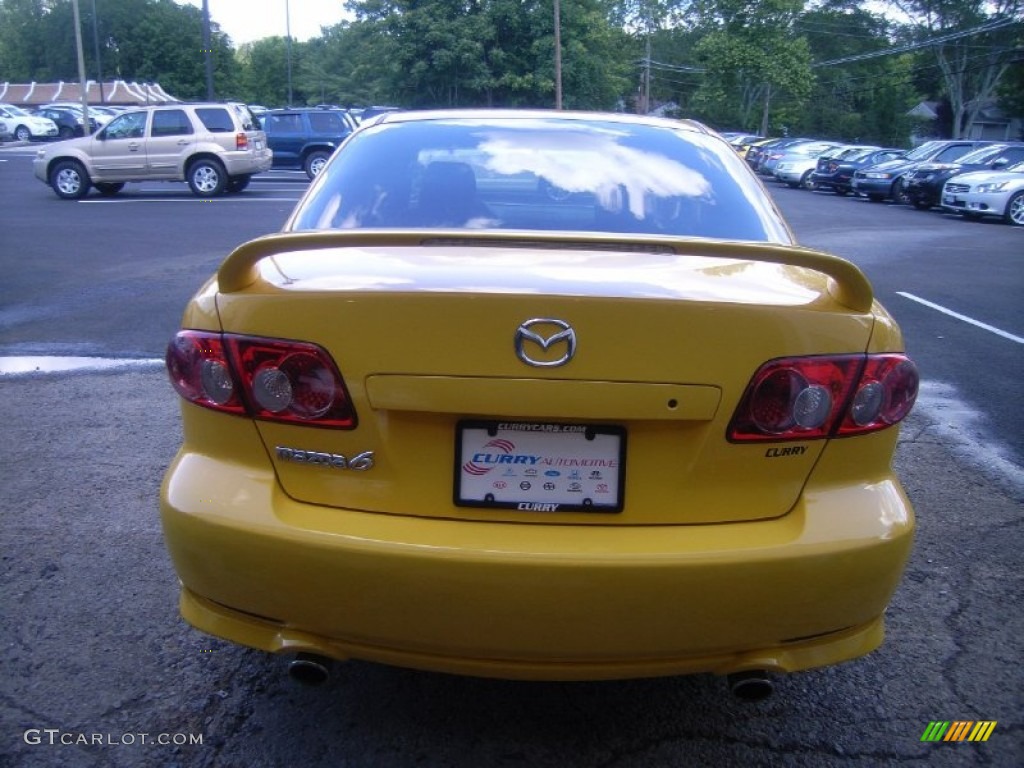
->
[162,110,918,699]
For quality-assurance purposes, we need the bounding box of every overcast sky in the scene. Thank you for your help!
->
[177,1,350,46]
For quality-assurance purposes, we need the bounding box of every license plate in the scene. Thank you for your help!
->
[455,421,625,513]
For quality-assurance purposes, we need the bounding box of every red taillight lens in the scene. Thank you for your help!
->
[166,331,357,429]
[166,331,245,414]
[235,132,248,150]
[728,354,917,442]
[837,355,919,436]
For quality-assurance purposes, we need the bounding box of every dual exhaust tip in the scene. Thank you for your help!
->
[288,653,774,700]
[727,670,774,701]
[288,652,333,686]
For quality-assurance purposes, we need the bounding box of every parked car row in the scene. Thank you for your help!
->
[735,134,1024,227]
[0,101,123,140]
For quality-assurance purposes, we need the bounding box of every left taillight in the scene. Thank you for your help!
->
[166,331,357,429]
[727,353,918,443]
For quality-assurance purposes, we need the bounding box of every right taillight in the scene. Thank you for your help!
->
[836,355,918,436]
[728,353,918,442]
[166,330,357,429]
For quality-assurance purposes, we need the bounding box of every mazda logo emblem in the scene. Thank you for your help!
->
[515,319,577,367]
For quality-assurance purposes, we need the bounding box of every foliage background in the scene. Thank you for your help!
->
[1,0,1021,144]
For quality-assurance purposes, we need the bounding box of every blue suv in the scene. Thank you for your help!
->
[260,108,356,179]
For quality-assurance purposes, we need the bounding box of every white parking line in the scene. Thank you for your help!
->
[896,292,1024,344]
[0,356,164,376]
[912,380,1024,496]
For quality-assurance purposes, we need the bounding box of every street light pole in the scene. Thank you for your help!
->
[90,0,104,103]
[553,0,562,109]
[285,0,293,106]
[202,0,214,100]
[71,0,91,130]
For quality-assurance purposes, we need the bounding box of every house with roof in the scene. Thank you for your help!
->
[907,99,1023,144]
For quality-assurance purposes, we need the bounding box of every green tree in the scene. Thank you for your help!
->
[688,0,814,133]
[345,0,631,109]
[797,2,917,144]
[0,0,50,80]
[236,36,308,106]
[894,0,1023,138]
[0,0,237,100]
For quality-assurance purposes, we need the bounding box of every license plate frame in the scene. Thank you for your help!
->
[454,420,626,513]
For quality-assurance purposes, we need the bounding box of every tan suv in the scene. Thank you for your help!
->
[33,102,272,199]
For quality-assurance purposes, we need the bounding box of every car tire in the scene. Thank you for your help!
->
[58,126,74,140]
[303,150,330,180]
[49,160,91,200]
[15,125,31,142]
[834,188,850,197]
[911,198,931,210]
[227,175,251,193]
[891,179,910,205]
[96,182,125,197]
[1005,190,1024,226]
[799,170,815,190]
[867,193,884,202]
[187,158,227,197]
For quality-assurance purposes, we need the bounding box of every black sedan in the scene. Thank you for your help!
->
[33,107,100,139]
[811,147,905,196]
[902,142,1024,210]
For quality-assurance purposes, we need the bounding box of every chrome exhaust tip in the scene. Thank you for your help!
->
[727,670,774,701]
[288,653,332,686]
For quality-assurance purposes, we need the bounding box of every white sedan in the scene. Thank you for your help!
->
[0,103,58,142]
[941,160,1024,226]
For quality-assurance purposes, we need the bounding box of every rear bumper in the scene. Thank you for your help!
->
[222,149,273,177]
[161,449,915,680]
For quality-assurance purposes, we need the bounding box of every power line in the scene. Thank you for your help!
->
[812,18,1017,67]
[639,17,1018,77]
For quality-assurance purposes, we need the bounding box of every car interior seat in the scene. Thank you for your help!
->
[415,161,493,227]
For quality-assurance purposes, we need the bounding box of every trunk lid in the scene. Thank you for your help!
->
[214,234,875,525]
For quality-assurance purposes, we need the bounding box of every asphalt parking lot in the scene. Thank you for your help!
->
[1,143,1021,767]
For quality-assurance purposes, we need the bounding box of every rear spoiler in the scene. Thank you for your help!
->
[217,230,874,313]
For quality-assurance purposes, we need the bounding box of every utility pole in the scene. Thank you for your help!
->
[553,0,562,109]
[202,0,214,100]
[285,0,294,106]
[71,0,91,130]
[90,0,104,103]
[759,83,771,136]
[643,34,651,114]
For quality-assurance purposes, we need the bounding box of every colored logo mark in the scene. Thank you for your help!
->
[921,721,997,742]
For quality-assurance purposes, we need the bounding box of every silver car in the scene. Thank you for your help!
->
[940,160,1024,226]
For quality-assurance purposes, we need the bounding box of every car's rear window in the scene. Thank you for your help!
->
[290,117,790,243]
[194,108,234,133]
